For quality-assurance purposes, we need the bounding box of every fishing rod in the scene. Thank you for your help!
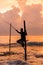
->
[11,24,17,32]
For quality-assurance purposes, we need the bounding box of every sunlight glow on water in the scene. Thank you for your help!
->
[0,36,43,43]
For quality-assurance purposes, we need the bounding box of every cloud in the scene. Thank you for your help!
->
[0,0,19,13]
[22,4,43,35]
[0,6,22,35]
[26,0,43,5]
[0,4,43,35]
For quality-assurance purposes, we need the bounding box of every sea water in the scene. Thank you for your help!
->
[0,45,43,65]
[0,36,43,65]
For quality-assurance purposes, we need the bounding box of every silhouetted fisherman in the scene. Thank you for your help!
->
[15,28,27,47]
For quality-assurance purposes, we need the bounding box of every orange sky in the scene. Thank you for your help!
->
[0,0,43,36]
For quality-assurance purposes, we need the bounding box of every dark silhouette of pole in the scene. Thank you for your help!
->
[24,21,27,60]
[9,23,11,55]
[24,36,27,60]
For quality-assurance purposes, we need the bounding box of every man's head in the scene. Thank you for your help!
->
[20,28,23,32]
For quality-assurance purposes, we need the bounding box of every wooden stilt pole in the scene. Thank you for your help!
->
[24,21,27,61]
[9,23,11,55]
[24,36,27,60]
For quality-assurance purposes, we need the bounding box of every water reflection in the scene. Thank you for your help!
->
[0,46,43,65]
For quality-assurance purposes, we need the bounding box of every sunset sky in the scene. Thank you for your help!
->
[0,0,43,35]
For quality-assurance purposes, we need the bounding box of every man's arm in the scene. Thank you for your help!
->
[15,29,20,34]
[25,31,27,35]
[24,30,27,35]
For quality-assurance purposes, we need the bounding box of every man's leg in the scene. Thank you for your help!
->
[21,40,25,47]
[17,39,21,44]
[17,39,24,47]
